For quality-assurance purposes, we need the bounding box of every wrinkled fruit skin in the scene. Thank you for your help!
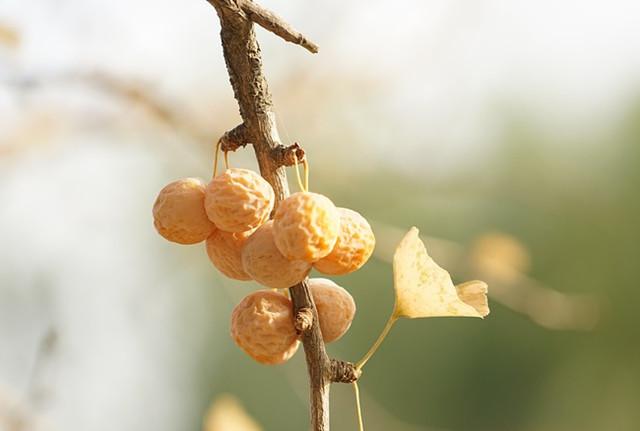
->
[206,229,253,281]
[314,208,375,275]
[204,168,274,233]
[309,278,356,343]
[153,178,216,244]
[241,221,311,289]
[231,290,300,365]
[272,192,340,262]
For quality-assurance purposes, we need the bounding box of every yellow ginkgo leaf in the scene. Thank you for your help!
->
[456,280,490,317]
[393,227,489,319]
[203,394,262,431]
[356,227,490,370]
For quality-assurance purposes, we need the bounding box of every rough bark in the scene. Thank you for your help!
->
[204,1,357,429]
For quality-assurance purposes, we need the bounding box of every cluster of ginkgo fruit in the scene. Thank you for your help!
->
[152,159,375,364]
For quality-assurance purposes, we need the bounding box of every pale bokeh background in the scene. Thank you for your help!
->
[1,1,639,430]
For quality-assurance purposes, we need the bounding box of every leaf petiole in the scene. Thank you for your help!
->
[355,309,398,370]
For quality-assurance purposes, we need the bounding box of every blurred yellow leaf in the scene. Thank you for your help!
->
[203,394,262,431]
[0,24,20,49]
[470,232,531,283]
[393,227,489,319]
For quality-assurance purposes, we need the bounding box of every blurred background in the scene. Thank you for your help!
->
[1,0,639,430]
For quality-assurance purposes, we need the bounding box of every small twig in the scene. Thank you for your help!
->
[238,0,319,53]
[219,123,248,152]
[206,0,318,54]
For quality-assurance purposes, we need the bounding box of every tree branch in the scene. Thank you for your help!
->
[204,1,355,429]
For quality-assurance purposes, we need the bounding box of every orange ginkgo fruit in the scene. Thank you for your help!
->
[241,221,311,289]
[205,168,274,233]
[314,208,375,275]
[153,178,216,244]
[272,192,340,262]
[308,278,356,343]
[231,290,300,365]
[206,229,253,281]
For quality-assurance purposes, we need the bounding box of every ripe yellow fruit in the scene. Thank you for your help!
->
[205,229,253,281]
[231,290,300,365]
[153,178,216,245]
[272,192,340,262]
[204,168,274,233]
[308,278,356,343]
[314,208,375,275]
[241,221,311,289]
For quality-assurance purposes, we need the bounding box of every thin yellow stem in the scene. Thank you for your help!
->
[212,139,222,178]
[223,150,230,170]
[303,158,309,191]
[293,154,306,192]
[355,311,398,370]
[353,382,364,431]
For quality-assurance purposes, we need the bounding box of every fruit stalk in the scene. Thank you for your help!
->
[204,1,357,429]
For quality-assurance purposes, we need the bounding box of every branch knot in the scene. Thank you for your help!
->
[272,142,306,167]
[294,307,314,334]
[329,359,361,383]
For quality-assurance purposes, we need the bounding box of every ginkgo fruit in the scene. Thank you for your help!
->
[153,178,216,244]
[204,168,274,233]
[206,229,253,281]
[393,227,489,319]
[230,290,300,365]
[272,192,340,262]
[241,221,311,289]
[308,278,356,343]
[314,208,375,275]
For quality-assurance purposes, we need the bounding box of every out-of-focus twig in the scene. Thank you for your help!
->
[89,73,216,143]
[23,328,57,407]
[0,328,57,431]
[1,71,217,143]
[0,385,46,431]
